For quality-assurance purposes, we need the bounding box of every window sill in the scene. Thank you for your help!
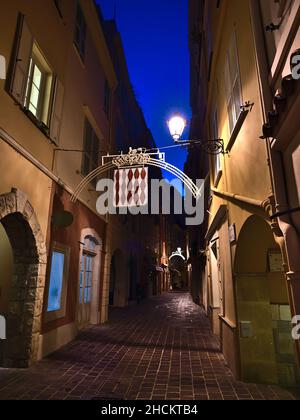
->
[226,109,248,152]
[21,107,53,142]
[214,170,223,188]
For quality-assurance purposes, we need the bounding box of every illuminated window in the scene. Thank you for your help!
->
[24,43,54,126]
[224,33,242,134]
[46,244,70,321]
[47,251,65,312]
[74,4,86,60]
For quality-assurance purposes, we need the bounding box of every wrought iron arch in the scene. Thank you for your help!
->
[71,149,203,203]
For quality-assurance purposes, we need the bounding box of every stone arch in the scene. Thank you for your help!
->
[0,189,47,368]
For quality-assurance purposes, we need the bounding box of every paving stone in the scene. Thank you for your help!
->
[0,293,297,400]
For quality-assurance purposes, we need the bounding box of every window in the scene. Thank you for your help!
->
[47,251,65,312]
[46,244,70,321]
[211,107,222,185]
[224,33,242,134]
[74,4,86,60]
[24,43,54,126]
[9,15,64,144]
[82,119,101,180]
[276,0,288,18]
[205,5,213,80]
[79,237,97,305]
[53,0,63,16]
[104,79,111,117]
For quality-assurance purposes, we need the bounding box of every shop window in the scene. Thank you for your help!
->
[46,243,70,321]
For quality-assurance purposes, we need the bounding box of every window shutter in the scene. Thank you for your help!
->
[50,79,64,146]
[224,56,231,104]
[10,15,33,104]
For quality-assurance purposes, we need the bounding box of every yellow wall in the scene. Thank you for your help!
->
[0,0,117,212]
[203,0,275,377]
[0,141,52,236]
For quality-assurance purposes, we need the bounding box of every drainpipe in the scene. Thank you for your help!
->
[211,187,267,210]
[249,0,300,361]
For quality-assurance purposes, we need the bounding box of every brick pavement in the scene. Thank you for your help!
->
[0,293,297,400]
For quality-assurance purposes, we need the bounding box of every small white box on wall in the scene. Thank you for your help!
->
[240,321,253,338]
[0,55,6,80]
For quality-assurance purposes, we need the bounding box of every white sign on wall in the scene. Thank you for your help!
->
[0,55,6,80]
[0,315,6,340]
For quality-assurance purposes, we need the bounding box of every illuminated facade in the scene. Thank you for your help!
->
[0,0,162,367]
[188,0,300,386]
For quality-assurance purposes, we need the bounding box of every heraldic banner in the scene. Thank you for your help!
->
[114,167,148,208]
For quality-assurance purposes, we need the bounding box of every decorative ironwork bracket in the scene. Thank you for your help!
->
[175,139,226,155]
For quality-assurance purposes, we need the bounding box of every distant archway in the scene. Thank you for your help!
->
[0,189,47,368]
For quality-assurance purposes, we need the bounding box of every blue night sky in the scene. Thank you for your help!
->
[96,0,190,184]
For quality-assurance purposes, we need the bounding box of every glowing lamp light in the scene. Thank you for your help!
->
[167,115,187,141]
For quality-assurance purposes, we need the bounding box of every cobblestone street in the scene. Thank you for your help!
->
[0,293,297,400]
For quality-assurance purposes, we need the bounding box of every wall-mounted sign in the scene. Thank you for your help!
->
[114,168,148,208]
[52,211,74,228]
[0,55,6,80]
[240,321,253,338]
[268,250,284,273]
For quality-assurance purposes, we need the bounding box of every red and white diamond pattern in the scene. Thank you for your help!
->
[114,167,148,208]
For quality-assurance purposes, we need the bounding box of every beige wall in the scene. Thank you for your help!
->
[0,0,67,168]
[0,141,52,236]
[203,0,277,378]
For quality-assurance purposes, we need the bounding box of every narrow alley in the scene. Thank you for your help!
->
[0,293,295,401]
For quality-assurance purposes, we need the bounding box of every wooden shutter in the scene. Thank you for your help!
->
[10,14,33,104]
[50,79,64,146]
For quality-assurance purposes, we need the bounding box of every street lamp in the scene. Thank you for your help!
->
[167,115,187,142]
[167,114,226,155]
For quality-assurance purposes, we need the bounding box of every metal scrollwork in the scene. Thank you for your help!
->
[201,140,225,155]
[112,148,151,167]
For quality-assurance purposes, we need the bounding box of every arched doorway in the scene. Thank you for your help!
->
[235,215,298,386]
[78,229,103,328]
[169,249,187,291]
[0,189,47,368]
